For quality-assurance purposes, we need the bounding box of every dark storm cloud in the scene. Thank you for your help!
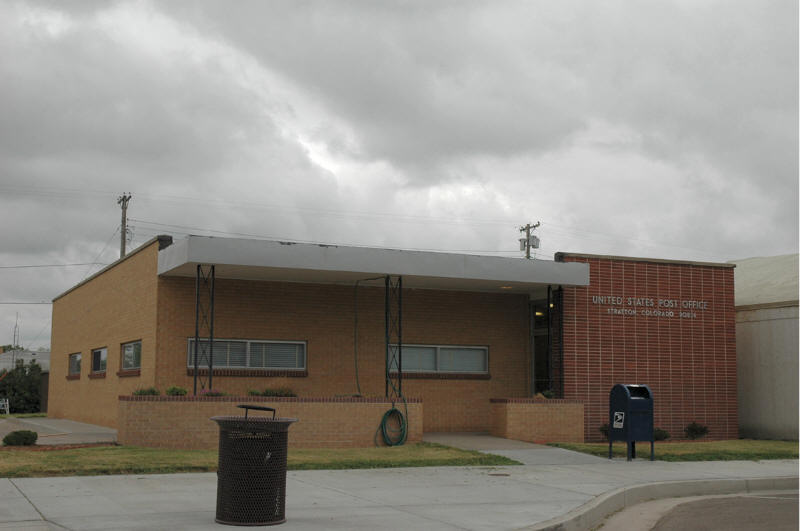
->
[160,1,589,169]
[0,0,348,348]
[1,6,266,183]
[0,0,796,348]
[163,1,797,190]
[0,0,342,255]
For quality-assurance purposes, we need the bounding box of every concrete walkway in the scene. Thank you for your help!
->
[1,457,796,530]
[423,432,609,465]
[0,418,116,445]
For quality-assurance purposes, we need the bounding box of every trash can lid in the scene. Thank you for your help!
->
[211,416,298,422]
[211,416,298,432]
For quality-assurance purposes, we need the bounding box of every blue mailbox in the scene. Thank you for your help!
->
[608,384,654,461]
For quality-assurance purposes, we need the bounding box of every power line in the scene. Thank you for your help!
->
[130,219,289,241]
[0,185,118,199]
[0,184,516,228]
[0,263,108,269]
[130,219,523,255]
[27,317,52,350]
[83,226,120,280]
[134,192,515,227]
[135,222,548,257]
[540,222,726,259]
[2,184,727,259]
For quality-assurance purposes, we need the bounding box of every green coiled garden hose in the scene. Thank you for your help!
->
[379,404,408,446]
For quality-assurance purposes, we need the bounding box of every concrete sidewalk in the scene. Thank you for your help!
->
[2,459,796,530]
[423,432,610,465]
[0,418,116,446]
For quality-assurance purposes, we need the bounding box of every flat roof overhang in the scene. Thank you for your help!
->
[157,236,589,294]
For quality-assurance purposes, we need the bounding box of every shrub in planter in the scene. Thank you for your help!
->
[541,390,555,399]
[685,422,709,440]
[266,387,296,397]
[3,430,38,446]
[165,386,188,396]
[262,387,296,397]
[132,387,160,396]
[248,388,296,397]
[654,428,670,441]
[199,389,226,397]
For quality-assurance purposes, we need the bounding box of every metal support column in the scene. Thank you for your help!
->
[529,299,536,397]
[546,285,552,394]
[551,286,564,398]
[193,264,215,395]
[385,275,403,399]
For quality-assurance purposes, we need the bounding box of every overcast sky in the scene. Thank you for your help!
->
[0,0,797,349]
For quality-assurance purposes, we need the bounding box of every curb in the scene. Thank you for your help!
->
[524,476,799,531]
[0,442,117,451]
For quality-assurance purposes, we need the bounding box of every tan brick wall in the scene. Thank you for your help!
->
[155,278,531,432]
[489,398,584,442]
[118,396,423,449]
[49,242,160,428]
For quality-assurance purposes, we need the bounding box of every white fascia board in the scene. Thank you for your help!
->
[157,236,191,275]
[158,236,589,288]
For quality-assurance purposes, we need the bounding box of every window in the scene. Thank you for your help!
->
[91,347,107,373]
[68,353,81,376]
[187,339,306,370]
[389,344,488,373]
[121,341,142,370]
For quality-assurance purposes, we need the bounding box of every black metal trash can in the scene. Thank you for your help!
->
[608,384,654,461]
[212,405,298,526]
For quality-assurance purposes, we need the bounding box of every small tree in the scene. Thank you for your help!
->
[0,361,43,413]
[0,344,23,353]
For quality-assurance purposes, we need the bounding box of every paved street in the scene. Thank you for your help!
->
[601,492,799,530]
[651,492,798,531]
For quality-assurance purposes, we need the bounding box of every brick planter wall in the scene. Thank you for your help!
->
[118,396,422,449]
[489,398,584,443]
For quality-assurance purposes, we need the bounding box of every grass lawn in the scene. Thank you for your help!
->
[0,413,47,419]
[549,439,799,461]
[0,442,520,478]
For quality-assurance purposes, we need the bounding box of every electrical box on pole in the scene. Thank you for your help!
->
[519,222,541,259]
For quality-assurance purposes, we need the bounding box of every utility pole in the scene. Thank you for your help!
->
[519,221,541,259]
[118,193,132,258]
[11,313,19,366]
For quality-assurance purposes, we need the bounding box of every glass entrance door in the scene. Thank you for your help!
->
[531,297,551,395]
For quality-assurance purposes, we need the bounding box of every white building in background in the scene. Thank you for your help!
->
[0,348,50,372]
[732,254,799,440]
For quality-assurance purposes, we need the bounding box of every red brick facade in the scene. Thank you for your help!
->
[558,255,737,441]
